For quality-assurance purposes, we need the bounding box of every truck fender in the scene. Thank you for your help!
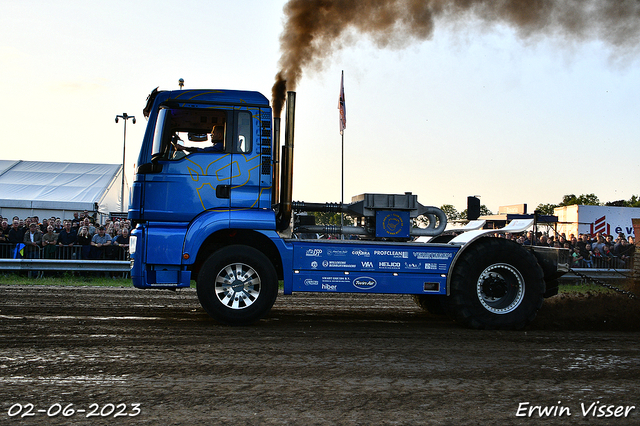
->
[182,209,277,264]
[446,219,535,294]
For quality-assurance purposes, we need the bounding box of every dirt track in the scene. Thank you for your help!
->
[1,285,639,425]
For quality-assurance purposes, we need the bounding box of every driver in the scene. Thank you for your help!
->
[174,125,224,154]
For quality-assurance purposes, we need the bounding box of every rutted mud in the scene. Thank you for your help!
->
[0,285,638,425]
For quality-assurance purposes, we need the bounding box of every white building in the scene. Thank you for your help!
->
[554,205,640,238]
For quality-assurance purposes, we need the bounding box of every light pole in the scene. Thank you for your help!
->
[115,113,136,212]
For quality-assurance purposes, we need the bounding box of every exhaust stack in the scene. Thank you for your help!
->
[277,91,296,231]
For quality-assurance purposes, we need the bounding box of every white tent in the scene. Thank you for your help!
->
[0,160,124,223]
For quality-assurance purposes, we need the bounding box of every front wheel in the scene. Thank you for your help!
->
[448,238,544,330]
[197,245,278,325]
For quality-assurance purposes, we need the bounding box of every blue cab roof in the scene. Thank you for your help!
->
[158,89,269,106]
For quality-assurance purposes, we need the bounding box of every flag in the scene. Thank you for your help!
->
[13,243,25,259]
[338,71,346,135]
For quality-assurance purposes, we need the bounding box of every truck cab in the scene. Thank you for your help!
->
[129,89,279,289]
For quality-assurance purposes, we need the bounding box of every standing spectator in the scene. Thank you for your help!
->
[614,238,635,267]
[23,223,43,259]
[105,223,118,259]
[571,248,584,268]
[0,219,10,258]
[570,236,578,250]
[592,247,604,267]
[0,219,9,241]
[71,212,82,228]
[592,236,606,256]
[576,234,591,254]
[582,244,593,268]
[602,245,622,269]
[90,226,111,259]
[57,221,77,259]
[8,219,26,255]
[42,225,59,259]
[83,211,94,224]
[76,226,92,259]
[112,227,130,260]
[605,234,615,248]
[83,218,96,237]
[113,221,122,237]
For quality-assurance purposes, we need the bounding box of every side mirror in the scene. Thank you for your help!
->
[136,162,163,174]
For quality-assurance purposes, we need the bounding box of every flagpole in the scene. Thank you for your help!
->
[341,125,344,238]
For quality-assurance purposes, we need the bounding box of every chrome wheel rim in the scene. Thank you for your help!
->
[476,263,525,314]
[215,263,261,310]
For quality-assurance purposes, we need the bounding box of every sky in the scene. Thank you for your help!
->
[1,0,639,214]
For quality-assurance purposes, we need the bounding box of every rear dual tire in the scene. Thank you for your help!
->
[448,238,545,330]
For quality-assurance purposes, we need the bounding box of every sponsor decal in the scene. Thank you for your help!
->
[321,283,338,291]
[425,263,437,270]
[361,261,374,268]
[306,248,323,257]
[353,276,377,290]
[379,261,401,269]
[413,252,453,260]
[321,260,357,268]
[327,248,348,256]
[322,276,350,283]
[404,262,422,270]
[304,279,319,286]
[351,249,371,257]
[311,261,318,269]
[373,250,409,258]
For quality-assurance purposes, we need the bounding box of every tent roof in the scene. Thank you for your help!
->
[0,160,121,211]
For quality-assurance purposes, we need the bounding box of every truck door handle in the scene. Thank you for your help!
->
[216,184,231,199]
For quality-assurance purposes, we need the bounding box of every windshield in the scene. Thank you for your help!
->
[151,107,228,160]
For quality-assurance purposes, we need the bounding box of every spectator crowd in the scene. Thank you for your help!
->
[498,230,636,269]
[0,211,131,261]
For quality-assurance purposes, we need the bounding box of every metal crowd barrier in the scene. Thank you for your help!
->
[0,243,130,274]
[0,259,130,272]
[0,242,129,260]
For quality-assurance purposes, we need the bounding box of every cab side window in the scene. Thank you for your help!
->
[235,111,252,153]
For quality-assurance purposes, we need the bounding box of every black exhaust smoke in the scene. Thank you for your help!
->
[271,0,640,116]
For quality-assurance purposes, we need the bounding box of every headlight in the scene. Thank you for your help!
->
[129,235,137,255]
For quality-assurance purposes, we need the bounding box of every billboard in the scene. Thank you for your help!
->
[555,205,640,237]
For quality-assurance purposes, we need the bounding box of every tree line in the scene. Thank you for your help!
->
[535,194,640,216]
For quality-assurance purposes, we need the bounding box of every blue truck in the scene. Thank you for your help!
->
[129,88,568,329]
